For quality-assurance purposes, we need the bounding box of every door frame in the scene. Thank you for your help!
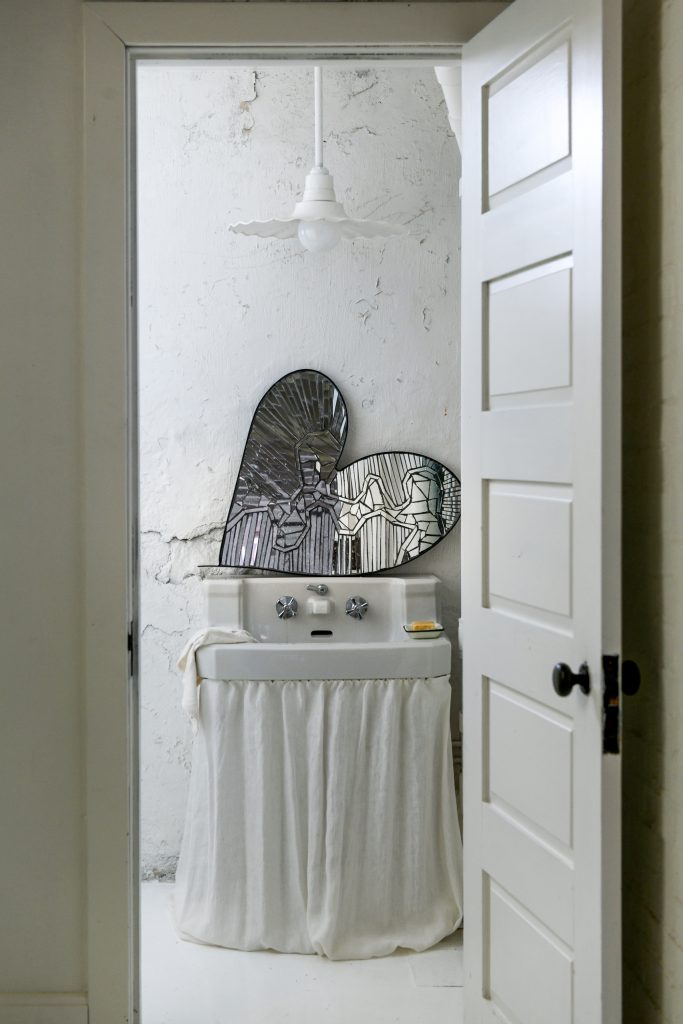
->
[83,3,506,1021]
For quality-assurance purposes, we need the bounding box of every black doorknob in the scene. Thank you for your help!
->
[552,662,590,697]
[622,660,641,696]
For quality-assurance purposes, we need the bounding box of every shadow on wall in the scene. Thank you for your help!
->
[622,1,665,1021]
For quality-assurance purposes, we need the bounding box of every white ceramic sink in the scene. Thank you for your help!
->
[197,638,451,681]
[196,574,452,681]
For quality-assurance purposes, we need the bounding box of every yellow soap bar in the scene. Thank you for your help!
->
[410,620,437,631]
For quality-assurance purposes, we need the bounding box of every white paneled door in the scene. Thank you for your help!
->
[461,0,622,1023]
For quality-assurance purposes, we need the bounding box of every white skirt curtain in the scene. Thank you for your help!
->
[173,676,463,960]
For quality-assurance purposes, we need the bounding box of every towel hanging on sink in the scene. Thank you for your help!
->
[177,628,255,732]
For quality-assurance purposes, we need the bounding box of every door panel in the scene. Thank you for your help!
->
[488,882,573,1024]
[488,682,573,844]
[486,40,571,199]
[462,1,621,1022]
[487,483,573,615]
[487,260,572,398]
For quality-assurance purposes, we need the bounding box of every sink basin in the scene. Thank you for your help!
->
[197,574,453,681]
[197,637,451,681]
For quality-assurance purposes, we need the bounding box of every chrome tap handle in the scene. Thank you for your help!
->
[276,596,298,619]
[345,596,368,620]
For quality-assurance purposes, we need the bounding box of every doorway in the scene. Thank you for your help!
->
[135,56,463,1023]
[84,4,623,1022]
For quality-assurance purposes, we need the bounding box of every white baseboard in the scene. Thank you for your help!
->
[0,993,87,1024]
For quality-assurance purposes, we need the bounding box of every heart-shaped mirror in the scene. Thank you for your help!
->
[218,370,460,575]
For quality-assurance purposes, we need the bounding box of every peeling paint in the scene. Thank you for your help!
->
[343,69,380,108]
[238,70,260,136]
[137,64,461,877]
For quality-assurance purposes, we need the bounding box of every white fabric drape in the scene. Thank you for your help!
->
[173,676,463,960]
[177,627,255,731]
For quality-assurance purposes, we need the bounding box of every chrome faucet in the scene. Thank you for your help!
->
[306,583,329,595]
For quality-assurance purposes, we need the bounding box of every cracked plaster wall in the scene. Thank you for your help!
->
[137,64,460,878]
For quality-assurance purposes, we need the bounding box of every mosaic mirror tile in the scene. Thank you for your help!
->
[218,369,461,575]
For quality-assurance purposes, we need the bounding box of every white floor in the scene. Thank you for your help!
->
[141,881,464,1024]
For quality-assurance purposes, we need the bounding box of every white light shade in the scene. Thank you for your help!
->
[229,68,408,249]
[297,219,342,253]
[230,168,408,243]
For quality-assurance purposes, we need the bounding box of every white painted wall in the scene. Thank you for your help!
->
[0,0,86,1001]
[622,3,683,1023]
[137,64,461,877]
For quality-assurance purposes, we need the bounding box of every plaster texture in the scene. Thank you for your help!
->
[622,2,683,1022]
[137,64,461,878]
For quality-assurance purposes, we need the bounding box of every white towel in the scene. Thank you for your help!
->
[177,627,255,732]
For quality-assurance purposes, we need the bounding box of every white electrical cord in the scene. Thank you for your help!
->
[314,66,324,168]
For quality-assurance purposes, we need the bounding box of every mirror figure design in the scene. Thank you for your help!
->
[218,369,461,576]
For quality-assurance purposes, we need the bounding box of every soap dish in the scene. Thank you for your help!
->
[403,624,444,640]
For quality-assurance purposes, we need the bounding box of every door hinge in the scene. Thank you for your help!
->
[602,654,620,755]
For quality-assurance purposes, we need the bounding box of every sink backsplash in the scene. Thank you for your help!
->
[204,575,443,643]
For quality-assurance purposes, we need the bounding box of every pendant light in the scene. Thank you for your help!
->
[229,67,408,252]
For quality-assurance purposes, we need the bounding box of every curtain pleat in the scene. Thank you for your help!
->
[173,676,463,960]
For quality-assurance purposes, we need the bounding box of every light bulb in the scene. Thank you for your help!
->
[297,219,341,253]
